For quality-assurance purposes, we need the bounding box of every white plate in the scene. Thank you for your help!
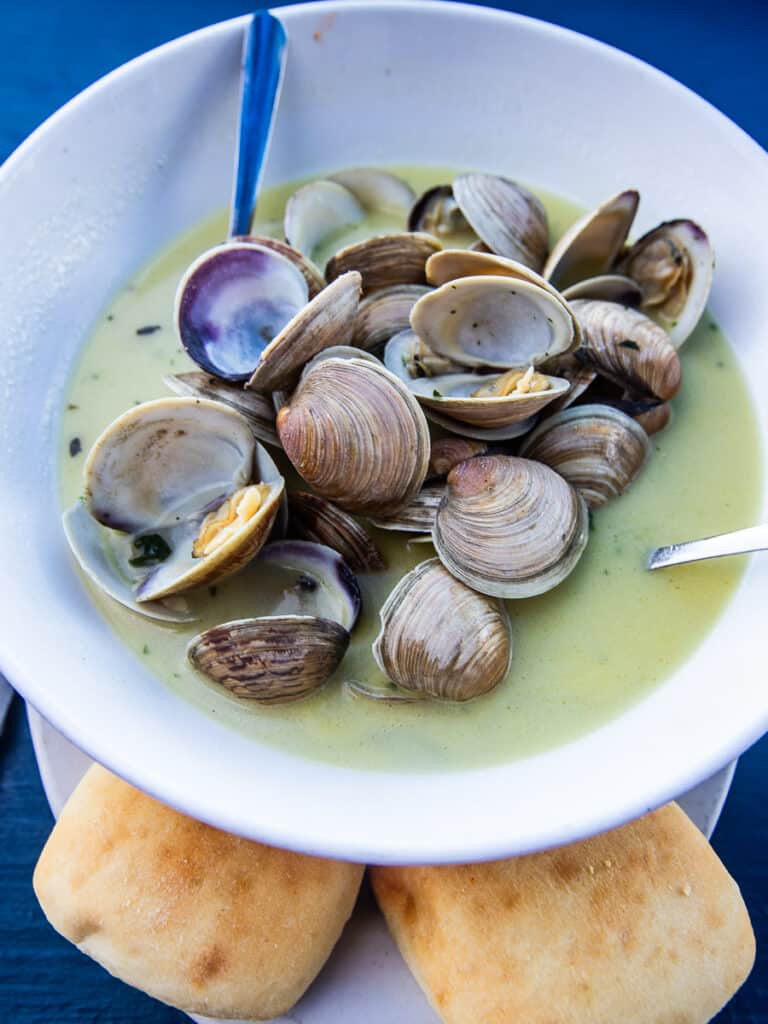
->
[27,702,736,1024]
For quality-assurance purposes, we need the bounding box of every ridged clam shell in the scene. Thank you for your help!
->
[352,285,431,351]
[433,455,589,598]
[325,233,441,293]
[410,275,575,369]
[234,234,326,296]
[452,173,549,271]
[188,615,349,704]
[409,371,570,428]
[284,180,365,258]
[328,168,416,216]
[277,357,430,517]
[372,558,511,701]
[246,271,362,392]
[369,483,446,533]
[518,404,651,508]
[540,353,596,413]
[428,437,488,478]
[570,299,682,401]
[289,492,386,572]
[163,371,279,447]
[616,219,714,348]
[543,189,639,290]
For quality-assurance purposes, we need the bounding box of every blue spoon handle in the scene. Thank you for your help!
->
[229,11,287,238]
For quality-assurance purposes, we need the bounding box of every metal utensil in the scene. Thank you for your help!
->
[648,524,768,570]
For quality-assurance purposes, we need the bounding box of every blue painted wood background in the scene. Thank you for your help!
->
[0,0,766,1019]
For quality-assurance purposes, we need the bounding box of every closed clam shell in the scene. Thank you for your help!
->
[288,492,386,572]
[234,234,326,297]
[570,299,682,401]
[616,219,714,348]
[518,404,651,508]
[372,559,511,701]
[246,271,362,392]
[433,455,589,598]
[352,285,431,351]
[188,615,349,704]
[277,357,430,517]
[325,233,441,293]
[453,173,549,271]
[410,275,576,369]
[163,371,279,448]
[543,189,639,290]
[428,437,488,478]
[409,371,570,428]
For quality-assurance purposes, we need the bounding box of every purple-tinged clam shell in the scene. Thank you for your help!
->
[256,540,362,631]
[175,242,308,381]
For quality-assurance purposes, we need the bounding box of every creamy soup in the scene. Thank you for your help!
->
[58,167,762,771]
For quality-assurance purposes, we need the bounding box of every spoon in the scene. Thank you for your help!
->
[648,524,768,570]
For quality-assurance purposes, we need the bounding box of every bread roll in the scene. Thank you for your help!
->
[372,803,754,1024]
[34,765,364,1020]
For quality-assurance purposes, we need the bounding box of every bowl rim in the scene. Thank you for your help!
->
[2,0,767,864]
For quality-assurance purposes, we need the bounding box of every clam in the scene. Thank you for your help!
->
[276,356,430,516]
[352,285,431,351]
[289,492,386,572]
[163,371,279,447]
[175,241,309,381]
[255,540,362,630]
[540,353,596,413]
[616,219,714,348]
[408,369,570,428]
[383,328,464,382]
[561,274,643,305]
[543,189,639,290]
[369,483,446,534]
[410,274,576,369]
[408,185,477,247]
[74,398,284,605]
[284,179,366,258]
[432,455,589,598]
[428,437,488,478]
[245,271,362,392]
[234,234,326,296]
[326,232,442,293]
[570,299,682,401]
[328,168,416,216]
[372,559,512,701]
[452,173,549,271]
[518,404,651,508]
[626,399,672,435]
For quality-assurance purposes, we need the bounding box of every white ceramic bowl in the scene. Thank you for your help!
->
[1,0,767,864]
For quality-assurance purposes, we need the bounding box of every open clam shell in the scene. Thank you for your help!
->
[245,271,362,392]
[328,168,415,216]
[277,356,430,517]
[433,455,589,598]
[543,189,639,290]
[407,185,477,247]
[188,615,349,704]
[561,274,643,305]
[410,274,576,369]
[175,242,309,381]
[163,371,279,448]
[372,558,512,702]
[452,173,549,271]
[352,285,431,351]
[616,219,714,348]
[518,404,651,508]
[288,492,386,573]
[326,232,442,293]
[408,371,570,428]
[383,328,464,382]
[570,299,682,401]
[283,179,366,258]
[234,234,326,297]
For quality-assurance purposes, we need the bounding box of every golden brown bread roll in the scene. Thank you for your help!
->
[371,803,754,1024]
[33,764,364,1020]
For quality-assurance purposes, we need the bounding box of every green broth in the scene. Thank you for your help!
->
[59,167,762,771]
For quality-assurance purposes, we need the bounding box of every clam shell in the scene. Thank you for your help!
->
[410,274,576,369]
[256,539,362,630]
[420,404,538,442]
[289,492,386,572]
[407,185,476,247]
[352,285,432,351]
[369,483,446,533]
[325,233,441,293]
[561,274,643,305]
[408,372,570,427]
[328,168,415,215]
[543,189,639,290]
[284,179,365,258]
[234,234,326,296]
[629,400,672,435]
[163,371,279,447]
[616,219,714,348]
[277,357,430,517]
[540,353,596,413]
[570,299,682,401]
[372,558,511,701]
[188,615,349,704]
[383,328,464,382]
[246,271,362,392]
[452,173,549,271]
[433,455,589,598]
[428,437,488,478]
[175,242,309,381]
[518,404,651,508]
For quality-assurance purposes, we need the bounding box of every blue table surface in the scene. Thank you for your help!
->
[1,0,766,1020]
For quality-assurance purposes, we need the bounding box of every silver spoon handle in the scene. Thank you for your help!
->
[648,523,768,570]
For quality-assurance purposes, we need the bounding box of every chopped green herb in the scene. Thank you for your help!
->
[106,314,114,322]
[69,437,82,457]
[129,533,171,567]
[136,324,162,336]
[90,372,100,381]
[619,340,640,350]
[716,360,725,368]
[172,672,181,679]
[66,402,79,411]
[142,644,150,656]
[709,322,718,331]
[208,585,218,598]
[432,389,443,398]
